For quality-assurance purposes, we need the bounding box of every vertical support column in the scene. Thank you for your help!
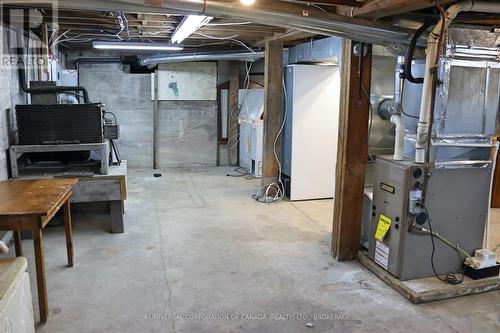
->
[153,70,160,169]
[41,23,49,79]
[262,41,284,186]
[228,61,240,166]
[63,199,74,267]
[331,40,372,261]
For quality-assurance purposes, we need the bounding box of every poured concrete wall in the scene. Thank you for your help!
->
[0,25,23,180]
[79,62,217,168]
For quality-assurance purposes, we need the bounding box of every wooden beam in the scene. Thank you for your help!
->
[347,0,454,18]
[228,61,240,166]
[279,0,362,7]
[331,40,372,261]
[262,41,284,187]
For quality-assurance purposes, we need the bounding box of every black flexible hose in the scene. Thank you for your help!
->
[15,29,91,103]
[404,20,433,84]
[17,66,91,103]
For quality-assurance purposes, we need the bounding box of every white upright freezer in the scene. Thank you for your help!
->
[282,64,341,201]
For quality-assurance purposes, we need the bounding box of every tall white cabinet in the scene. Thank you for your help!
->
[282,64,341,201]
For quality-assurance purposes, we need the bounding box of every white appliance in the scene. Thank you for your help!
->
[238,88,264,178]
[282,64,341,201]
[0,257,35,333]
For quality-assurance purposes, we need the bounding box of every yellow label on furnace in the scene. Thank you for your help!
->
[375,214,392,241]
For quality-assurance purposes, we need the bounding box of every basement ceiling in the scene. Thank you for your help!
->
[2,0,499,53]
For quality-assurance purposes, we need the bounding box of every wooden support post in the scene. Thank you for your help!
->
[228,61,240,166]
[262,41,284,186]
[153,70,160,169]
[331,40,372,261]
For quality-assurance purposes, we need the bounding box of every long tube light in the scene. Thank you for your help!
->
[171,15,213,44]
[93,41,184,51]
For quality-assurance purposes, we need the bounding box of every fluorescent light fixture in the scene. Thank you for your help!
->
[93,41,184,51]
[171,15,213,44]
[240,0,256,5]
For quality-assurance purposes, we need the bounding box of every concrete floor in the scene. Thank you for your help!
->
[2,167,499,332]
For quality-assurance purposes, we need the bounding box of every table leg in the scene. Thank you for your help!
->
[109,200,124,234]
[33,228,48,323]
[63,199,74,267]
[14,230,22,257]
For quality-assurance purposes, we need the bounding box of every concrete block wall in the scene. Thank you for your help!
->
[79,62,218,168]
[79,63,154,167]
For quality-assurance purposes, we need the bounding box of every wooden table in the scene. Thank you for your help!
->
[0,179,78,323]
[15,162,127,233]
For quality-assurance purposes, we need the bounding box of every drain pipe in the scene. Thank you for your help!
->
[414,0,500,163]
[139,50,264,67]
[391,115,404,161]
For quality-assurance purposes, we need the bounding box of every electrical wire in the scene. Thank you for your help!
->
[206,21,253,26]
[195,32,255,53]
[226,166,250,177]
[252,77,288,204]
[226,60,254,149]
[423,205,465,284]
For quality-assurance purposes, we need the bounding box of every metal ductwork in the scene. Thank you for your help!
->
[55,0,500,47]
[57,0,418,46]
[139,50,264,67]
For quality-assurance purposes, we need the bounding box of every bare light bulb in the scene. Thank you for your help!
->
[240,0,255,5]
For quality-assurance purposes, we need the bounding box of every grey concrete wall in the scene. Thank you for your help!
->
[158,101,217,167]
[0,25,22,180]
[79,62,218,168]
[79,63,153,167]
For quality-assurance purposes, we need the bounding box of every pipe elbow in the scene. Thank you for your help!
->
[390,114,404,132]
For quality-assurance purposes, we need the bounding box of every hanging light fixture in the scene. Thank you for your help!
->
[171,15,213,44]
[93,41,184,51]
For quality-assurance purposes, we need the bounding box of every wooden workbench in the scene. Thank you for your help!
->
[16,162,127,233]
[0,178,78,323]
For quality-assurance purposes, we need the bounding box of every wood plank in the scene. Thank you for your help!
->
[359,253,500,304]
[262,40,284,187]
[228,61,240,166]
[346,0,454,18]
[0,216,38,231]
[71,179,122,203]
[0,179,78,216]
[331,40,372,261]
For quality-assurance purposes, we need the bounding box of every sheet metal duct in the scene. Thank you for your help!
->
[52,0,500,47]
[139,50,264,67]
[57,0,417,46]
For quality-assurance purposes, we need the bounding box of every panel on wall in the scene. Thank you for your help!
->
[152,62,217,101]
[157,100,217,167]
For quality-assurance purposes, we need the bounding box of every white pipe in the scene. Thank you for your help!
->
[390,114,404,161]
[60,94,79,104]
[414,0,500,163]
[485,142,500,250]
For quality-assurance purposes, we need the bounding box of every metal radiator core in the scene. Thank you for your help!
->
[16,103,104,145]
